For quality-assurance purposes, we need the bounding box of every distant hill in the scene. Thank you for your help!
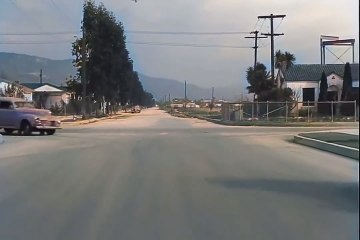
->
[139,74,243,101]
[0,52,76,86]
[0,52,243,100]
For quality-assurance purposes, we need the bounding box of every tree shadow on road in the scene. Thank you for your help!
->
[206,177,359,213]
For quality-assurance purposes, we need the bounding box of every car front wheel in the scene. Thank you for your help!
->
[46,129,56,135]
[18,121,32,136]
[4,129,14,134]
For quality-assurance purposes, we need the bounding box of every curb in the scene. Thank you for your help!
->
[61,115,124,126]
[294,135,359,160]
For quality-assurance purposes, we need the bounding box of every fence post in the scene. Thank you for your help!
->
[354,100,357,122]
[266,101,269,121]
[331,101,334,123]
[251,102,254,119]
[307,101,310,122]
[228,104,231,121]
[285,101,288,122]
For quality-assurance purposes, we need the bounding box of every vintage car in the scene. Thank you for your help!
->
[0,97,61,135]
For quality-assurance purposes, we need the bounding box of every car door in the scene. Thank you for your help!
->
[0,100,16,128]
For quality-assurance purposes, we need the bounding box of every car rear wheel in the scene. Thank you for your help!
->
[18,121,32,136]
[46,129,56,135]
[39,130,45,135]
[4,129,14,134]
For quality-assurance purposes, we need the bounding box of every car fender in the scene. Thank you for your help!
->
[16,114,36,129]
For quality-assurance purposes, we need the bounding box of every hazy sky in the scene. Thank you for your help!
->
[0,0,358,88]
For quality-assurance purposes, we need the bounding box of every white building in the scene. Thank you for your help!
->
[0,79,34,101]
[21,83,71,109]
[278,64,359,104]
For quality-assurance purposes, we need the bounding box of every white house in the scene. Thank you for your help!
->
[278,64,359,105]
[21,83,71,109]
[0,79,34,101]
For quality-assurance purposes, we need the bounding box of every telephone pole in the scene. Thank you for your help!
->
[184,81,187,109]
[258,14,286,84]
[40,69,43,84]
[245,31,267,69]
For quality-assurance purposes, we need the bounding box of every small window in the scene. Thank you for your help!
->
[303,88,315,106]
[0,101,13,109]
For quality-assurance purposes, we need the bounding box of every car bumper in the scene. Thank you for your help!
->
[34,126,62,130]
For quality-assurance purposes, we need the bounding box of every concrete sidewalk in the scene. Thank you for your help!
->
[294,129,359,160]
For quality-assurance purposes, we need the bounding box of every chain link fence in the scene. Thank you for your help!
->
[222,101,358,122]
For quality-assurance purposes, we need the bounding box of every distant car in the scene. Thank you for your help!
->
[0,97,61,136]
[131,105,141,113]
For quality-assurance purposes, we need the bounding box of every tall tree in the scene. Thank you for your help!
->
[246,63,274,98]
[341,62,352,101]
[72,1,154,114]
[275,50,296,70]
[318,71,328,101]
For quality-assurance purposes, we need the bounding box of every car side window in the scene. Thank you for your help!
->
[0,101,13,109]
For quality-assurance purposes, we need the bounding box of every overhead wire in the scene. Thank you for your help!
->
[0,39,256,49]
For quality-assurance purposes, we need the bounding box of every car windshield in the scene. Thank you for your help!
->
[14,101,35,108]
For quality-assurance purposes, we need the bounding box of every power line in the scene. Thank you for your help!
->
[244,31,267,68]
[127,41,253,49]
[0,31,79,36]
[0,30,251,36]
[7,0,44,31]
[251,19,260,32]
[124,30,250,35]
[0,40,254,49]
[48,0,78,30]
[0,40,73,45]
[274,18,284,32]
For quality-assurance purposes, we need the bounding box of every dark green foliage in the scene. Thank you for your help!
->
[275,50,296,70]
[72,1,154,113]
[246,63,274,97]
[341,62,352,101]
[318,71,331,115]
[318,71,328,102]
[257,88,294,101]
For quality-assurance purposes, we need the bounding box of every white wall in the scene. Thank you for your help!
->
[285,81,319,102]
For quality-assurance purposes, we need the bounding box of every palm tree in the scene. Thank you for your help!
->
[275,50,296,70]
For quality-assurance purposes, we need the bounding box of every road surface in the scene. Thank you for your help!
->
[0,109,358,240]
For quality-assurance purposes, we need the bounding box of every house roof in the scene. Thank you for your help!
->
[283,64,359,82]
[0,79,34,93]
[21,83,64,92]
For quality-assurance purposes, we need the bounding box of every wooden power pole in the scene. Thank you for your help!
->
[245,31,267,69]
[258,14,286,84]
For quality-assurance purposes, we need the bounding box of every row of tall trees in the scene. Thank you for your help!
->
[68,0,154,115]
[318,62,357,115]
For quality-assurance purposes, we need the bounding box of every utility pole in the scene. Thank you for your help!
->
[40,69,43,84]
[184,80,187,109]
[81,16,87,119]
[245,31,267,69]
[258,14,286,85]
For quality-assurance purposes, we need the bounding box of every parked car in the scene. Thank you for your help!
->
[131,105,141,113]
[0,97,61,135]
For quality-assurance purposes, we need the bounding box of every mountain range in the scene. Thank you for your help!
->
[0,52,243,100]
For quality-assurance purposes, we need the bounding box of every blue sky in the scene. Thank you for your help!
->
[0,0,358,88]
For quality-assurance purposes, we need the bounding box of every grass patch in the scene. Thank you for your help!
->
[299,132,359,149]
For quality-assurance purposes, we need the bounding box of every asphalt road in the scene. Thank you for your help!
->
[0,109,358,240]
